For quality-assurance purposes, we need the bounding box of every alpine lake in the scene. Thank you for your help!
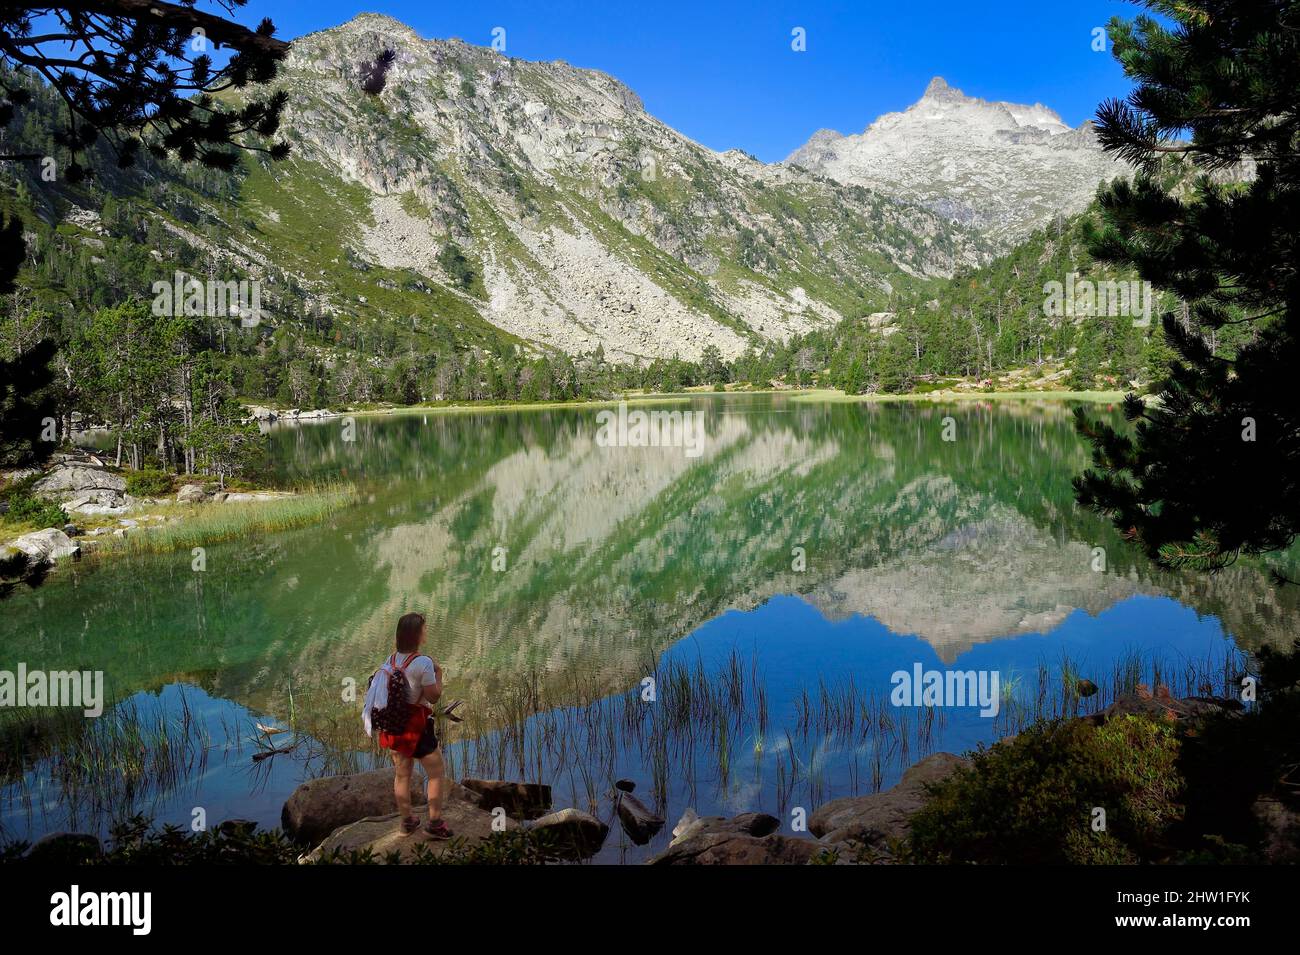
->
[2,393,1295,862]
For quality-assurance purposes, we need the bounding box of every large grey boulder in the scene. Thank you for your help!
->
[648,812,816,865]
[34,465,126,507]
[283,769,557,848]
[7,528,79,562]
[305,791,516,864]
[808,752,968,857]
[283,767,442,845]
[176,483,209,504]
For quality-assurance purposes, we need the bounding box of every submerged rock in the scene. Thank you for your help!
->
[671,807,699,839]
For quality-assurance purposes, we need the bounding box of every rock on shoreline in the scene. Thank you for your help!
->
[6,527,80,563]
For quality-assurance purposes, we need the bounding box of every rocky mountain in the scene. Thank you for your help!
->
[186,14,990,363]
[785,77,1129,246]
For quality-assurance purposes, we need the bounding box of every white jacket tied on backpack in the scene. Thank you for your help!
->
[362,660,398,738]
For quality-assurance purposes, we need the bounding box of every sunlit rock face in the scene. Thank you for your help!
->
[207,15,990,364]
[785,77,1129,246]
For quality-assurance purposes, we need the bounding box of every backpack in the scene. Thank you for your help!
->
[368,652,417,735]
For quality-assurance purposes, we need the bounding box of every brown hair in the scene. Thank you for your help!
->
[395,612,426,653]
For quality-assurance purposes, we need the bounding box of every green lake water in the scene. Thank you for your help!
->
[1,394,1294,861]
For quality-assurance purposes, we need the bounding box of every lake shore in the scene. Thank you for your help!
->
[1,454,354,576]
[253,385,1131,426]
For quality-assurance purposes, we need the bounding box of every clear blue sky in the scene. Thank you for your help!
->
[256,0,1141,162]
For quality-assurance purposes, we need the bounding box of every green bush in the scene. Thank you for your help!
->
[125,468,173,497]
[907,715,1183,864]
[1,475,67,528]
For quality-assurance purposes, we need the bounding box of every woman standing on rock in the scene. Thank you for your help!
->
[363,612,453,838]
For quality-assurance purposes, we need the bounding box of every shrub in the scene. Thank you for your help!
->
[1,475,67,528]
[125,468,173,497]
[0,816,299,865]
[906,715,1183,864]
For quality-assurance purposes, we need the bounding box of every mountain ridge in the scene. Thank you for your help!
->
[784,75,1129,244]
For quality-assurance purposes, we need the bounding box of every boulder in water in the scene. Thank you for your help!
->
[616,792,664,844]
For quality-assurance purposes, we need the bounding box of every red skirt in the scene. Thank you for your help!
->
[379,705,428,757]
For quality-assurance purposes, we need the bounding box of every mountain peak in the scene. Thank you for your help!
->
[784,77,1126,244]
[341,12,415,31]
[920,76,969,104]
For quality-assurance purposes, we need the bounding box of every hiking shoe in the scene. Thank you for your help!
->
[400,815,421,835]
[423,819,452,840]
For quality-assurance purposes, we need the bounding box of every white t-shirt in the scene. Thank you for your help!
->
[393,654,437,704]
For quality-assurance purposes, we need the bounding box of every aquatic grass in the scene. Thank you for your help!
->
[0,689,223,836]
[95,486,355,555]
[428,650,959,818]
[416,640,1255,826]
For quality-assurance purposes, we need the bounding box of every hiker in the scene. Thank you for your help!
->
[363,612,452,838]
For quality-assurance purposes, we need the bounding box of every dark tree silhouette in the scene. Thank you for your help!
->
[0,214,55,598]
[1073,0,1300,575]
[0,1,290,181]
[0,213,57,469]
[0,3,291,597]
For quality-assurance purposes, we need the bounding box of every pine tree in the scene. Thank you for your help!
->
[1073,0,1300,573]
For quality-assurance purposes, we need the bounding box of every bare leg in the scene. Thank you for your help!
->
[392,752,415,819]
[417,750,445,822]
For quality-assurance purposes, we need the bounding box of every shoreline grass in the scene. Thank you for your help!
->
[92,486,355,555]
